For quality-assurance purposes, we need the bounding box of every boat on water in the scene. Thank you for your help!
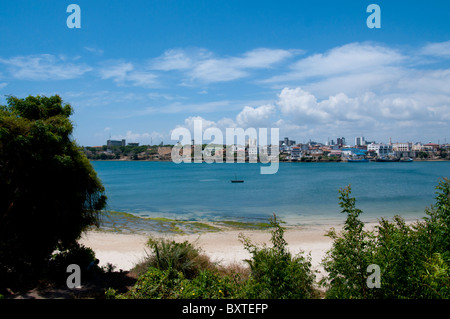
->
[231,174,244,183]
[399,157,414,162]
[376,156,400,162]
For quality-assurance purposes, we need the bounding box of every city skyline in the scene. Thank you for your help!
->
[1,1,449,146]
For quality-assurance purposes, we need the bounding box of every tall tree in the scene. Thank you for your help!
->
[0,95,106,288]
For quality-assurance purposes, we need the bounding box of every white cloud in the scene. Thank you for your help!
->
[99,61,158,88]
[150,47,295,84]
[0,82,7,90]
[277,87,330,123]
[150,48,199,71]
[420,41,450,58]
[190,48,295,83]
[236,104,276,128]
[292,42,404,78]
[99,62,133,82]
[84,47,104,56]
[262,42,407,97]
[0,54,92,80]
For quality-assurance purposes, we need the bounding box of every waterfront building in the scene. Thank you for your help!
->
[279,142,291,153]
[107,139,126,147]
[328,150,342,157]
[424,143,440,151]
[412,143,424,152]
[392,142,414,158]
[291,146,302,160]
[367,143,393,157]
[248,138,258,161]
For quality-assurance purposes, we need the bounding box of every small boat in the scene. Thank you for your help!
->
[399,157,413,162]
[231,174,244,183]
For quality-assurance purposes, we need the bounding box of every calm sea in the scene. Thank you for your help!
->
[91,161,450,226]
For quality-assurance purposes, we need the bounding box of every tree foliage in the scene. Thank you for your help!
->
[240,214,317,299]
[321,178,450,299]
[0,95,106,289]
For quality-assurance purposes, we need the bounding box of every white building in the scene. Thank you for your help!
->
[367,143,393,157]
[290,146,302,160]
[392,142,412,152]
[248,138,258,161]
[412,143,424,152]
[392,142,414,158]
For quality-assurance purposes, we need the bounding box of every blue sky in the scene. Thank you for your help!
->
[1,0,449,146]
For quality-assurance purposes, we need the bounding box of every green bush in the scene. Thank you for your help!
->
[321,178,450,299]
[240,214,317,299]
[119,267,185,299]
[111,267,243,299]
[46,242,99,284]
[180,269,242,299]
[133,238,214,280]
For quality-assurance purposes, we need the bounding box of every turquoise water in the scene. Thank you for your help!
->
[91,161,450,226]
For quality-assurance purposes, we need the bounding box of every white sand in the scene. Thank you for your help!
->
[79,224,339,279]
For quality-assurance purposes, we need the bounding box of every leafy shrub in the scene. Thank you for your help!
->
[422,253,450,298]
[46,242,99,284]
[179,269,242,299]
[240,214,317,299]
[322,178,450,299]
[133,238,214,280]
[119,267,186,299]
[111,267,243,299]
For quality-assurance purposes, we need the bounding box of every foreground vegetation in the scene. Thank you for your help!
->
[106,215,318,299]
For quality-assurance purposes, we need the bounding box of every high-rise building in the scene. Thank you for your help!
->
[355,136,365,146]
[337,137,346,147]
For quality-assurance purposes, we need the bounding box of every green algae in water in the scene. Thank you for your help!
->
[94,211,273,235]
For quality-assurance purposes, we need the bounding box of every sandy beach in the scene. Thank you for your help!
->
[79,224,344,280]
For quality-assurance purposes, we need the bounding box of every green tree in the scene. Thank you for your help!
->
[0,95,106,290]
[321,186,376,299]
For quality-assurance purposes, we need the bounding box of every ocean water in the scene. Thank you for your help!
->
[91,161,450,226]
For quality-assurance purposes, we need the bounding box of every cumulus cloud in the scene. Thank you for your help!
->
[235,104,276,127]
